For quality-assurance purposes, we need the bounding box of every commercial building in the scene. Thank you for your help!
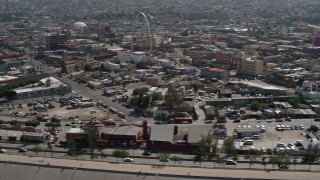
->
[99,125,143,147]
[14,77,71,99]
[66,128,84,142]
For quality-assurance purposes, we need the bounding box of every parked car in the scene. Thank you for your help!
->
[118,112,126,118]
[299,125,305,130]
[266,148,273,155]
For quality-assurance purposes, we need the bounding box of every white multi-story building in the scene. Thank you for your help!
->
[101,62,120,71]
[15,77,71,99]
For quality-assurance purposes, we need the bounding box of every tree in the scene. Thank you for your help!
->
[25,120,40,127]
[180,30,189,36]
[215,156,225,167]
[170,155,182,165]
[151,92,163,102]
[82,124,99,160]
[31,145,42,156]
[47,142,53,158]
[208,151,220,168]
[99,150,107,159]
[112,149,129,162]
[9,120,18,126]
[217,115,226,123]
[100,63,106,71]
[157,152,171,164]
[136,61,148,69]
[288,97,300,108]
[270,152,291,169]
[244,152,258,169]
[193,147,206,167]
[165,90,184,111]
[193,135,216,167]
[293,157,298,170]
[250,100,261,111]
[67,147,77,159]
[261,156,267,169]
[67,141,77,159]
[223,137,237,155]
[268,156,278,169]
[84,63,92,72]
[302,153,318,171]
[308,125,319,133]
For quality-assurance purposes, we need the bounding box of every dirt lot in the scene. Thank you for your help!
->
[0,95,122,123]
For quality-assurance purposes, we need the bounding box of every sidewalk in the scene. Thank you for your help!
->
[0,154,318,180]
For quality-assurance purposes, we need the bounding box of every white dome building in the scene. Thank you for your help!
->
[73,22,87,29]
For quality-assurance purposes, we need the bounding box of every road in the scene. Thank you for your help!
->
[0,162,223,180]
[2,146,320,172]
[0,154,319,180]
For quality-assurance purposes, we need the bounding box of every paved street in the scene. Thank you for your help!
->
[0,162,227,180]
[0,154,319,180]
[1,144,320,172]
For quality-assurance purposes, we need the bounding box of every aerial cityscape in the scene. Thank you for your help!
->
[0,0,320,179]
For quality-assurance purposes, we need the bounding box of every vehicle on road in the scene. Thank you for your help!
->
[159,158,170,162]
[18,148,27,152]
[314,118,320,122]
[142,151,151,156]
[0,148,6,153]
[285,117,292,122]
[123,158,134,162]
[225,160,237,165]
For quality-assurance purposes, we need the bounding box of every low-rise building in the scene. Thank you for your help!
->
[200,67,229,81]
[233,128,260,138]
[99,125,143,147]
[66,128,84,142]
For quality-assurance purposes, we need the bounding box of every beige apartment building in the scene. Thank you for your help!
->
[237,57,264,76]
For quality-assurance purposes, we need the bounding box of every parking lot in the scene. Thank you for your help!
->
[225,118,318,150]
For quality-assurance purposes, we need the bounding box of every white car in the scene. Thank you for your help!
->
[123,158,134,162]
[0,148,6,153]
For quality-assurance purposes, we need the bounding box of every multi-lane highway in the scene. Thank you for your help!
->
[1,146,319,172]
